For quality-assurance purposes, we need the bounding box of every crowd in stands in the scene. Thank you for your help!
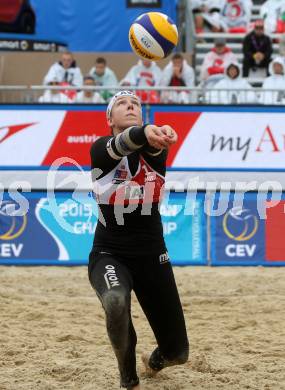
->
[191,0,285,34]
[39,9,285,106]
[40,51,197,104]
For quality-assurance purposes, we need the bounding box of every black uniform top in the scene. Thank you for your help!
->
[90,125,167,257]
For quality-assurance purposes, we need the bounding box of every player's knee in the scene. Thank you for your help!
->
[103,290,128,321]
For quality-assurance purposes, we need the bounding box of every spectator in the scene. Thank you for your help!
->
[191,0,222,33]
[39,78,73,103]
[120,59,161,103]
[160,53,195,103]
[200,37,238,82]
[76,76,105,103]
[89,57,118,101]
[219,0,252,33]
[43,51,83,88]
[261,0,285,34]
[242,20,273,77]
[261,57,285,104]
[206,62,256,103]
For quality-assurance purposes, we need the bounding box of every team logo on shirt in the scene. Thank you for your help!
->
[145,172,156,182]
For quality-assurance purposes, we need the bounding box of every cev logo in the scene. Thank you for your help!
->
[222,207,258,241]
[0,201,27,240]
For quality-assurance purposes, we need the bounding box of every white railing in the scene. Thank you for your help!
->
[0,85,284,105]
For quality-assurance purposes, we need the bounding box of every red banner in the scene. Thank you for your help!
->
[266,201,285,261]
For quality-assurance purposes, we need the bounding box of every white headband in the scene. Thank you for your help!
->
[106,91,141,119]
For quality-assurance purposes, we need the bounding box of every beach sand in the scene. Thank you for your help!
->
[0,265,284,390]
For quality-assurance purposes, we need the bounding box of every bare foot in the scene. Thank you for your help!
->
[141,354,158,378]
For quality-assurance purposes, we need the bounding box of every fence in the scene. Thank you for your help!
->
[0,85,284,105]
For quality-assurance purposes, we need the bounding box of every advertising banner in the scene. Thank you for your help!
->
[210,193,285,265]
[0,107,108,167]
[3,105,285,170]
[151,106,285,169]
[0,191,206,266]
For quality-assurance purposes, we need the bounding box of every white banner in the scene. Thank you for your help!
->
[161,112,285,169]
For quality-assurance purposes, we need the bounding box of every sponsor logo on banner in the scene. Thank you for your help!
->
[154,111,285,168]
[213,203,265,263]
[0,201,26,258]
[209,125,284,161]
[0,39,67,52]
[42,111,109,166]
[0,198,60,261]
[0,123,35,144]
[0,110,109,166]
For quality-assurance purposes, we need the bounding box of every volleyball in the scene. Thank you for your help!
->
[129,12,178,61]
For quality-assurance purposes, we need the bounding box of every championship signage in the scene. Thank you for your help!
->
[210,193,285,265]
[0,191,206,265]
[211,199,265,265]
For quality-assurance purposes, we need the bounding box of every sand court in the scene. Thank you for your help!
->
[0,265,284,390]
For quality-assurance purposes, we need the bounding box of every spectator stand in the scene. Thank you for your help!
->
[185,0,283,87]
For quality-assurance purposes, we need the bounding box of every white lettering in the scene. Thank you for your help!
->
[225,244,236,257]
[104,265,120,289]
[160,204,181,217]
[0,244,23,257]
[59,203,92,217]
[73,221,96,234]
[163,222,177,235]
[246,244,256,257]
[225,244,256,257]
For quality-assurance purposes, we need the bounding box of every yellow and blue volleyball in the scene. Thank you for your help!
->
[129,12,178,61]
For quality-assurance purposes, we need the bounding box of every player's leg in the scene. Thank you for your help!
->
[88,251,140,389]
[134,254,189,374]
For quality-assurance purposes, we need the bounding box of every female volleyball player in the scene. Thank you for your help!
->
[88,91,189,389]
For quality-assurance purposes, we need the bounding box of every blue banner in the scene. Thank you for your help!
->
[0,191,206,266]
[161,192,206,265]
[210,193,265,265]
[0,0,176,52]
